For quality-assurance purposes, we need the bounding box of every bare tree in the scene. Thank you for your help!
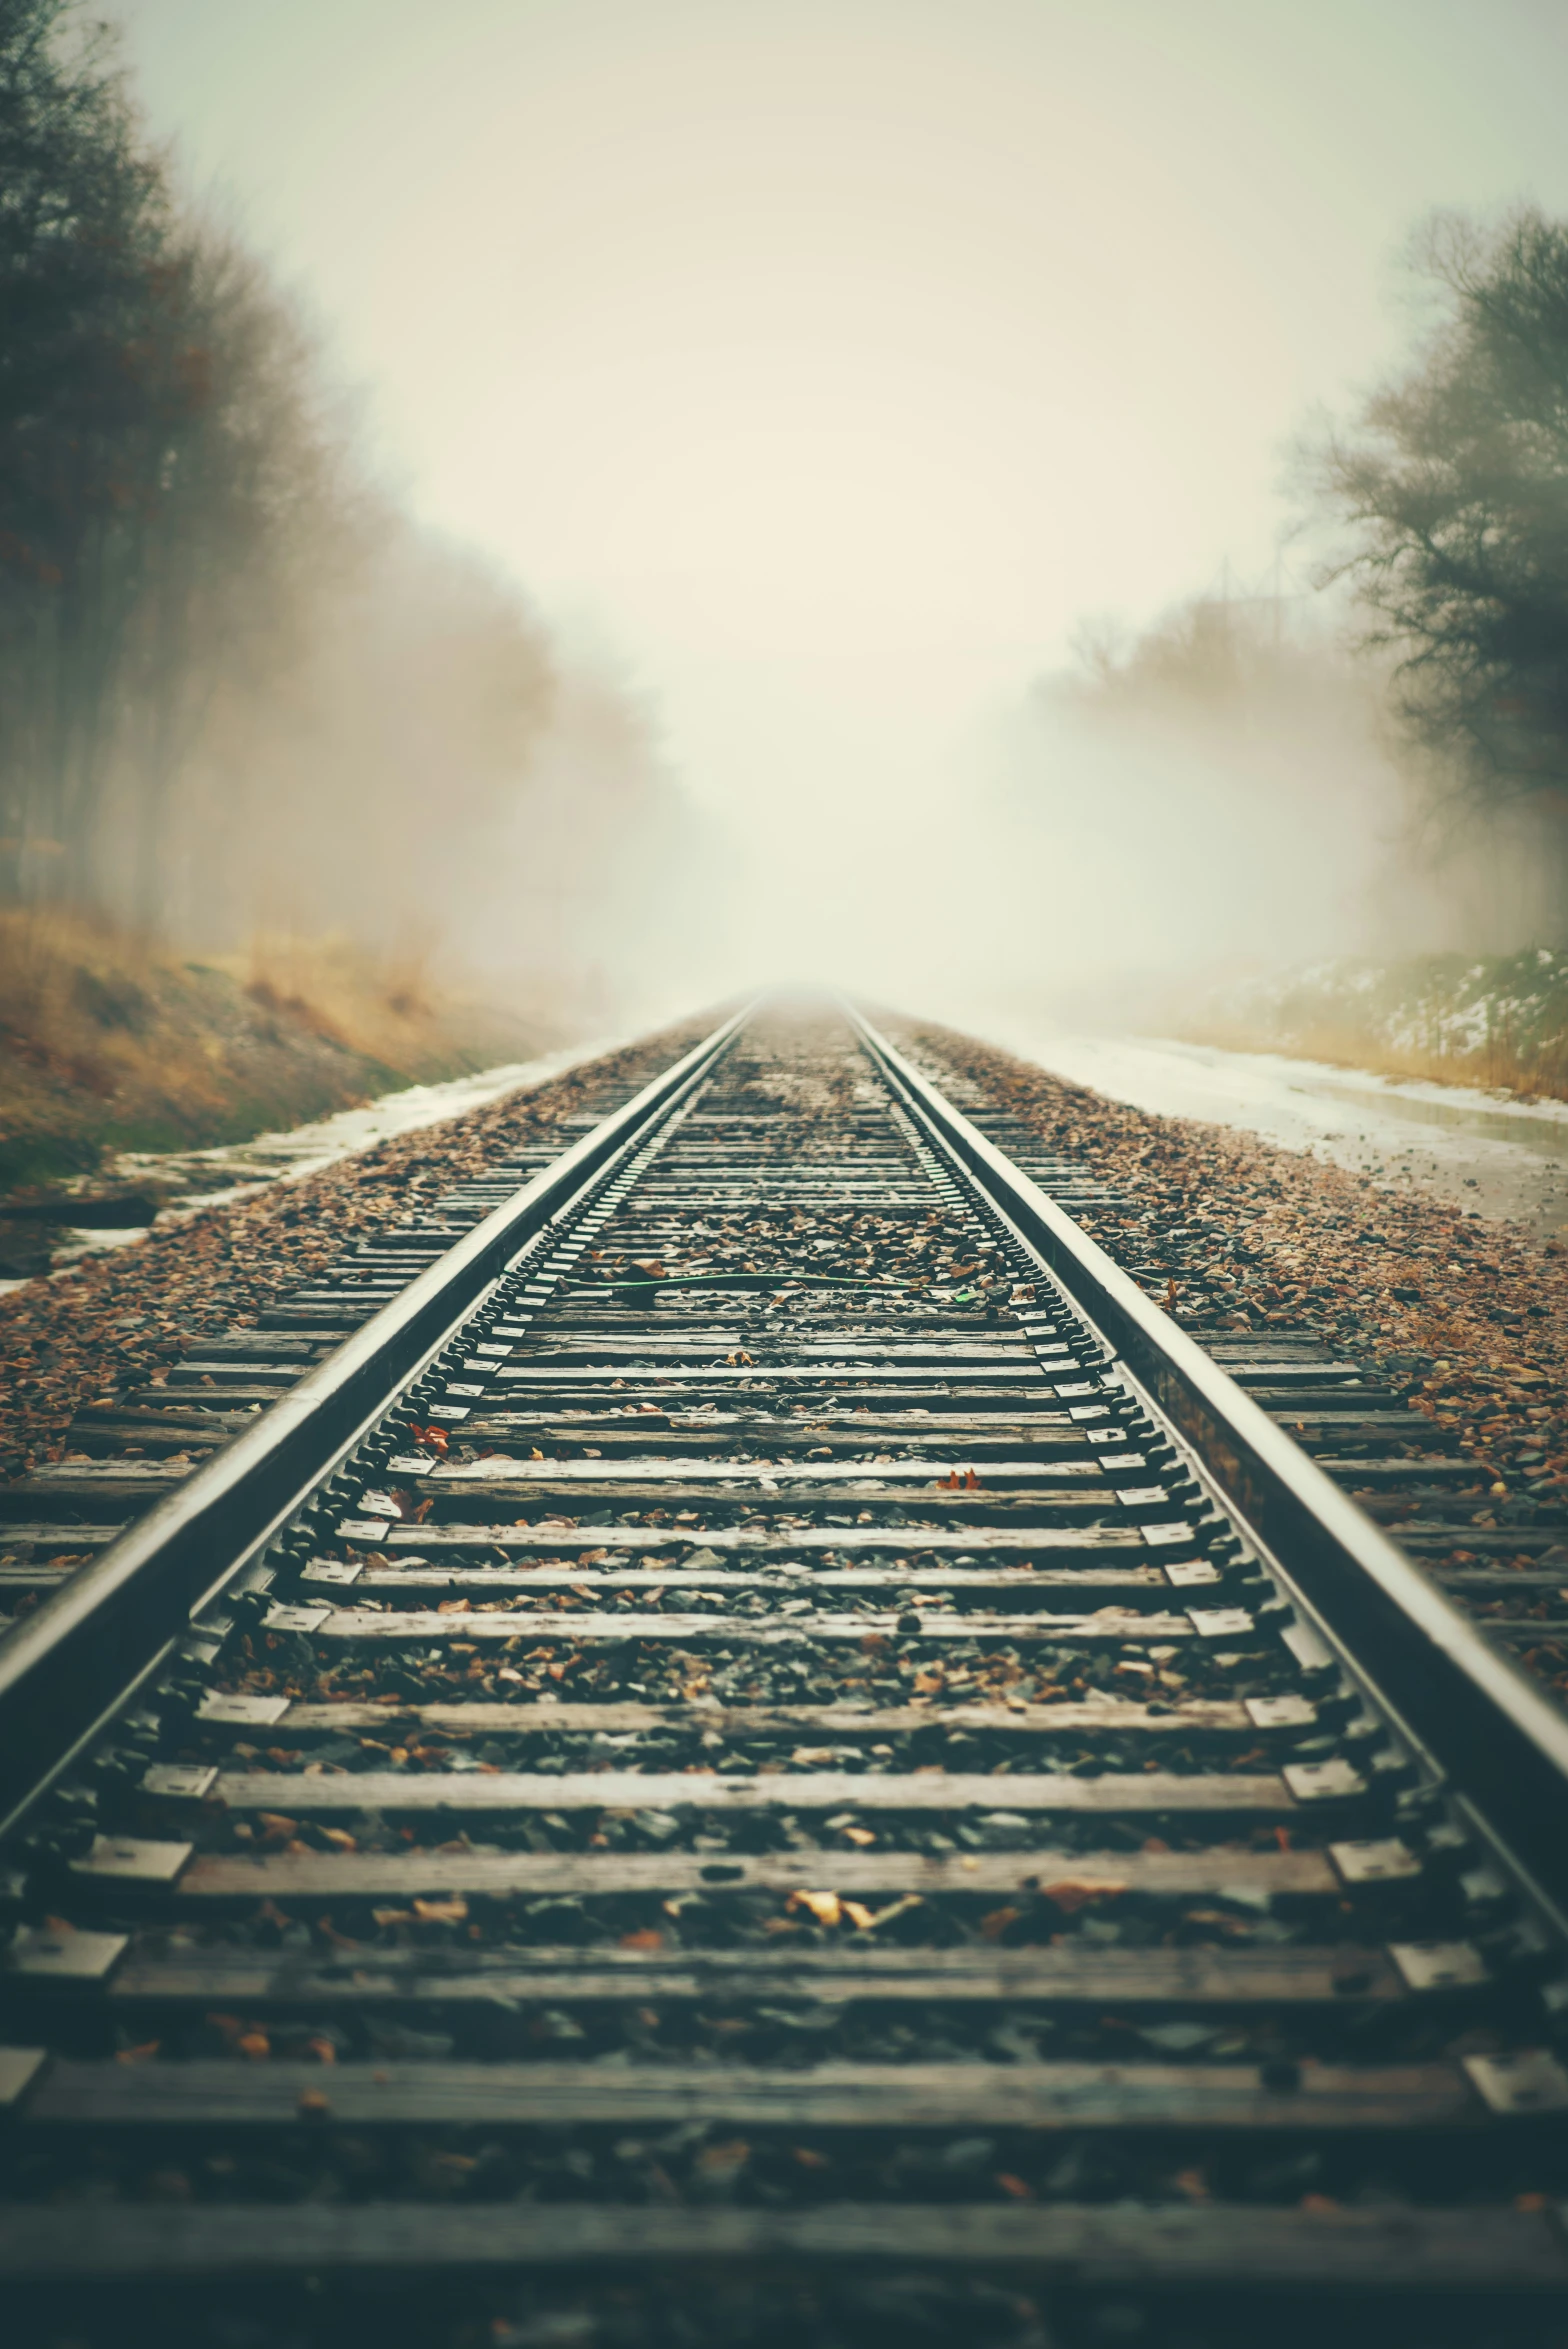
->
[0,0,195,897]
[108,224,353,928]
[1308,208,1568,859]
[0,0,692,1008]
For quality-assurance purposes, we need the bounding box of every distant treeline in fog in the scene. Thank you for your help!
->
[1030,206,1568,969]
[0,0,695,1008]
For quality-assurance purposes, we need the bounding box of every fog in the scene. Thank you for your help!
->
[107,0,1568,1028]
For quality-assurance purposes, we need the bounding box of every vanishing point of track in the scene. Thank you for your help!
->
[3,999,1568,2346]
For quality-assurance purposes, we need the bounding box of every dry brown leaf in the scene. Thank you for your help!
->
[413,1896,468,1923]
[787,1889,842,1927]
[1038,1877,1126,1913]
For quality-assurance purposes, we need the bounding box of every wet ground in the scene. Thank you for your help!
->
[979,1029,1568,1239]
[0,1017,709,1483]
[0,1035,620,1295]
[18,1025,1565,1298]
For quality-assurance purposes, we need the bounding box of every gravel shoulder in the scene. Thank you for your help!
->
[10,998,1568,1570]
[894,1016,1568,1543]
[0,1016,712,1483]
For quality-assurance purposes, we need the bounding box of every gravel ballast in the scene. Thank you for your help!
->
[0,1016,712,1483]
[7,1002,1568,1697]
[890,1018,1568,1706]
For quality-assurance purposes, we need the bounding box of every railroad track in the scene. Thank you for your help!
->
[2,999,1568,2346]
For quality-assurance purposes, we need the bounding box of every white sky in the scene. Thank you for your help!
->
[111,0,1568,993]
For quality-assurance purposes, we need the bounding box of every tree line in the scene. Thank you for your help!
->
[1042,203,1568,952]
[0,0,687,999]
[1309,208,1568,838]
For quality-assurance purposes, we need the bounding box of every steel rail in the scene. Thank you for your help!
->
[3,998,1568,2318]
[851,1005,1568,1908]
[0,1005,750,1830]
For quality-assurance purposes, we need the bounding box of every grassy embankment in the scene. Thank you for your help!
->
[1183,949,1568,1101]
[0,911,573,1196]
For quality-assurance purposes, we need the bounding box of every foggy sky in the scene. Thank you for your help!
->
[111,0,1568,1001]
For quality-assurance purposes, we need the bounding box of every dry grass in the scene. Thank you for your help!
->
[0,907,569,1189]
[1178,949,1568,1103]
[0,907,212,1106]
[1188,1013,1568,1102]
[242,930,440,1049]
